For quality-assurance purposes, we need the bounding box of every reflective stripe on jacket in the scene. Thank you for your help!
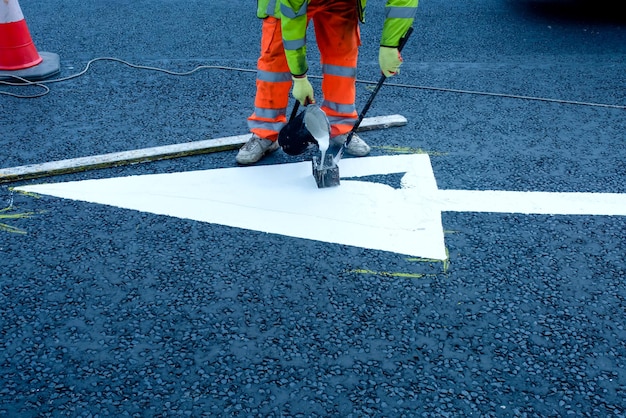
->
[380,0,418,47]
[278,0,418,76]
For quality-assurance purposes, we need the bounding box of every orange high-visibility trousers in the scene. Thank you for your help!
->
[247,17,292,141]
[309,0,360,137]
[248,0,360,141]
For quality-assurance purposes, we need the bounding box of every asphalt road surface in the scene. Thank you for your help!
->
[1,0,626,416]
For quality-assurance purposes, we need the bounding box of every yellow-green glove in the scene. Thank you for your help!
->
[291,75,315,105]
[379,47,403,77]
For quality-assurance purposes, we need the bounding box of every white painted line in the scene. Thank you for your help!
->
[16,154,625,260]
[437,190,626,216]
[0,114,407,184]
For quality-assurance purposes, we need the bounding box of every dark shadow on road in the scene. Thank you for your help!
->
[513,0,626,25]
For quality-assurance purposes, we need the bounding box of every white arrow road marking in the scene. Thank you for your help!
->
[15,154,626,260]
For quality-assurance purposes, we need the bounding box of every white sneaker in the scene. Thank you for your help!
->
[236,135,279,165]
[331,133,371,157]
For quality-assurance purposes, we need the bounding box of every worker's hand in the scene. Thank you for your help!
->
[291,75,315,105]
[379,46,403,77]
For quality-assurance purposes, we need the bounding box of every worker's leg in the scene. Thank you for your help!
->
[311,0,360,137]
[247,16,292,141]
[239,17,292,164]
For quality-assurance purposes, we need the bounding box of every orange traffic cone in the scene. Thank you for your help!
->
[0,0,60,81]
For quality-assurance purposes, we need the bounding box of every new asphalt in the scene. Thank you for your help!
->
[1,0,625,416]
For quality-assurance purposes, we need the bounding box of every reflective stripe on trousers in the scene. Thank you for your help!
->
[247,17,292,141]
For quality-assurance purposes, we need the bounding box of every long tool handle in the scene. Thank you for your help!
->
[342,26,414,150]
[289,101,300,121]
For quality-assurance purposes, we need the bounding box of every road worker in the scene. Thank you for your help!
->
[236,0,418,165]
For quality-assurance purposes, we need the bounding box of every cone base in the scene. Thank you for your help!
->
[0,51,60,82]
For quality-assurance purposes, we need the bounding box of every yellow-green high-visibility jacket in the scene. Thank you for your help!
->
[257,0,282,18]
[262,0,418,76]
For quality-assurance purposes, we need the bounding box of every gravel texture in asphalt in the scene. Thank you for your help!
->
[1,0,625,416]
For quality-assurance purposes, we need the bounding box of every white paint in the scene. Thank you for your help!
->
[15,154,626,260]
[437,189,626,216]
[304,105,330,168]
[318,134,329,168]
